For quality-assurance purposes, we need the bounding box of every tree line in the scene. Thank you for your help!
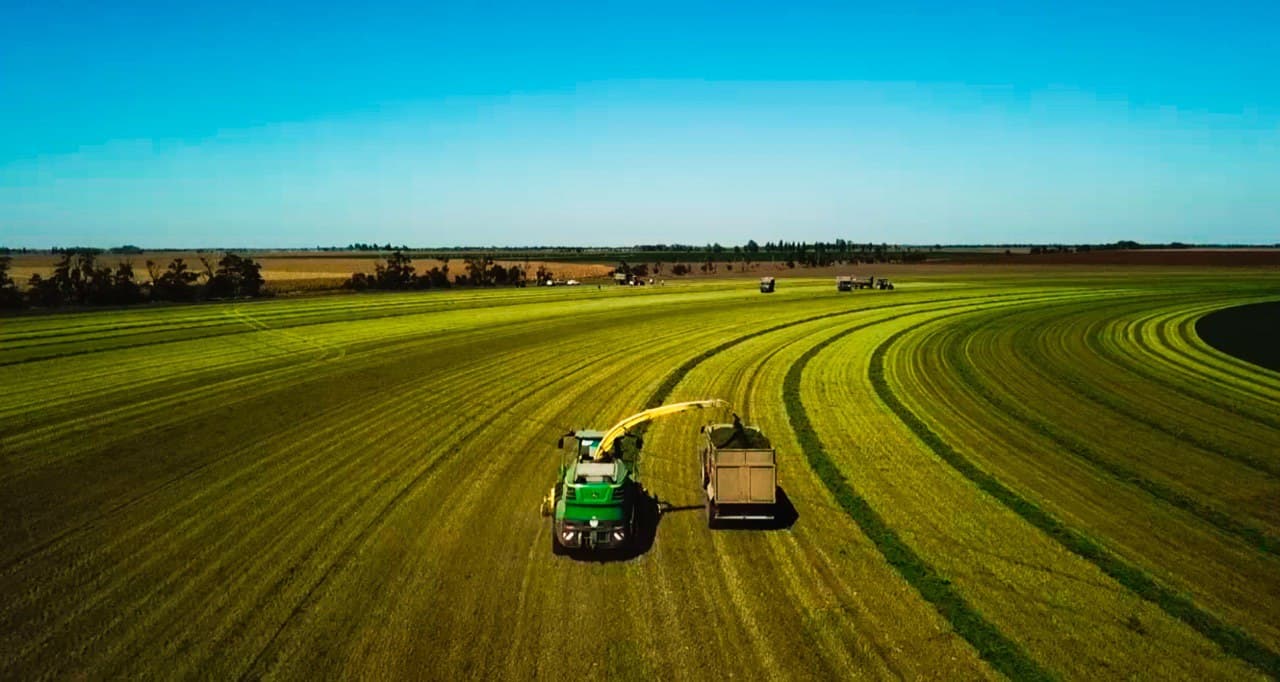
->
[344,251,535,291]
[0,251,266,310]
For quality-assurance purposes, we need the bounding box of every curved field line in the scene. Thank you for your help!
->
[1144,303,1280,401]
[938,305,1280,557]
[641,291,1085,679]
[1002,301,1280,479]
[1163,302,1280,391]
[781,303,1058,681]
[642,290,1038,408]
[1088,305,1280,430]
[3,312,711,676]
[870,311,1280,678]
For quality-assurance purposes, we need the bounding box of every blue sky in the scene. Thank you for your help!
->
[2,0,1277,247]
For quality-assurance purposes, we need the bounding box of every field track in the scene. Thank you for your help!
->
[2,271,1279,679]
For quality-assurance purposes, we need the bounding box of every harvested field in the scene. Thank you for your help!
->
[2,270,1278,679]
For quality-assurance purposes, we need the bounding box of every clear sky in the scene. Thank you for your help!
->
[2,0,1277,248]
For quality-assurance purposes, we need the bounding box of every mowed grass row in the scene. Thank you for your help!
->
[2,280,967,679]
[0,279,780,362]
[1034,298,1280,478]
[0,291,758,677]
[0,281,873,560]
[236,286,987,680]
[1086,299,1280,429]
[3,271,1277,679]
[641,296,1054,678]
[789,288,1262,678]
[895,294,1280,652]
[875,286,1280,675]
[954,297,1280,532]
[1009,297,1280,479]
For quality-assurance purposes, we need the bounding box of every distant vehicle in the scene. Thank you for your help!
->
[876,278,895,290]
[759,277,776,293]
[836,276,854,292]
[566,279,580,286]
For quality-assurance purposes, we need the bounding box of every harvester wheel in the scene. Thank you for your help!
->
[706,497,718,530]
[551,529,568,556]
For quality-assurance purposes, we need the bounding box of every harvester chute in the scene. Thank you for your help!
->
[593,399,728,461]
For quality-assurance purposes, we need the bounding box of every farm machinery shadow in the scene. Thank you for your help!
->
[564,486,798,564]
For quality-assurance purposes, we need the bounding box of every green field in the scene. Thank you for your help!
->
[3,271,1279,679]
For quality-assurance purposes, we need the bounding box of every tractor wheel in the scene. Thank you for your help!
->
[551,528,568,556]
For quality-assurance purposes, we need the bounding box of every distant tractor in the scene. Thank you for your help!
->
[876,278,895,290]
[836,276,854,292]
[544,400,726,554]
[702,418,777,527]
[759,276,776,293]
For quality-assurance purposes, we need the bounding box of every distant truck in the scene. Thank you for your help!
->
[701,419,777,527]
[759,277,776,293]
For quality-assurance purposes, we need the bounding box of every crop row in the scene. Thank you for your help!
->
[3,274,1277,679]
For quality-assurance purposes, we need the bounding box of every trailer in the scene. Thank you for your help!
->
[701,420,777,527]
[759,276,776,293]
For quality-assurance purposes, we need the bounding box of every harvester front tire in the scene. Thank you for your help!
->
[551,530,568,556]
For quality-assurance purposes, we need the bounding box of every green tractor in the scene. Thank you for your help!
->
[542,400,726,555]
[546,430,637,554]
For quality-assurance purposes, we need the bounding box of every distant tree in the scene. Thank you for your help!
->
[375,251,416,289]
[150,258,201,301]
[463,256,494,285]
[422,265,451,288]
[745,239,759,254]
[26,274,62,307]
[205,253,265,298]
[346,272,372,291]
[0,257,24,309]
[109,261,145,304]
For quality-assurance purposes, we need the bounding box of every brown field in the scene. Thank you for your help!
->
[3,252,614,291]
